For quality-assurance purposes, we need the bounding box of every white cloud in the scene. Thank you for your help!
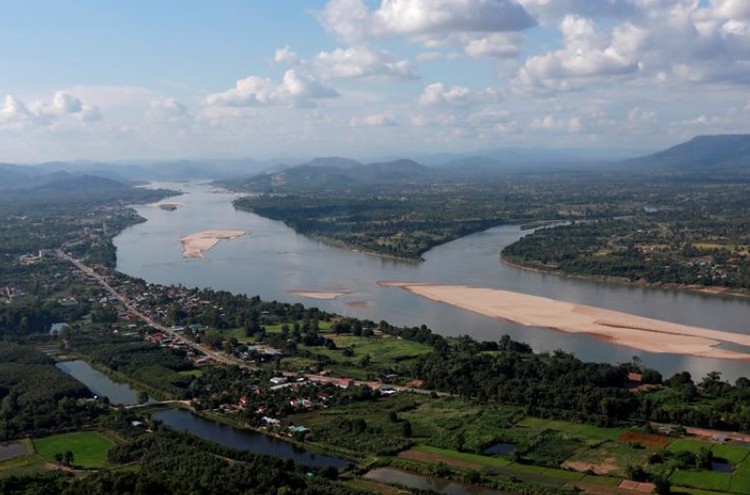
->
[52,91,83,114]
[146,98,191,124]
[418,82,502,107]
[0,91,101,130]
[274,46,301,66]
[464,33,525,58]
[350,112,399,126]
[318,0,536,54]
[513,16,644,93]
[314,45,418,80]
[206,70,340,108]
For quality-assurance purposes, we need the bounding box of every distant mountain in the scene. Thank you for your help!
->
[34,174,129,192]
[623,135,750,173]
[303,157,363,169]
[236,158,433,191]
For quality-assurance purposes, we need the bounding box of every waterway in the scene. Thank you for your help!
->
[115,182,750,380]
[152,408,349,469]
[56,360,140,405]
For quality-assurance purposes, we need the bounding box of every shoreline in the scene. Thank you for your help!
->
[180,230,246,258]
[500,256,750,300]
[380,281,750,361]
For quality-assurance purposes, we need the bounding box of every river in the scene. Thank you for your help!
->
[153,408,349,469]
[115,182,750,380]
[56,360,140,405]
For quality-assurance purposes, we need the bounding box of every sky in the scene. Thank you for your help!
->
[1,0,750,162]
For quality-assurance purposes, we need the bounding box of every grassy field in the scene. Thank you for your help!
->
[33,431,116,469]
[400,398,522,452]
[712,443,750,464]
[408,445,511,469]
[515,417,626,441]
[668,439,713,454]
[671,470,733,493]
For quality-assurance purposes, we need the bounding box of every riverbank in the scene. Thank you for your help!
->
[380,281,750,361]
[180,230,246,258]
[501,256,750,300]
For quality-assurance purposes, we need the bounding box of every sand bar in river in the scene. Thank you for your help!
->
[379,282,750,361]
[181,230,246,258]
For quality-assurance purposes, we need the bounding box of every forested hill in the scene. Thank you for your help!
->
[623,134,750,175]
[229,157,434,192]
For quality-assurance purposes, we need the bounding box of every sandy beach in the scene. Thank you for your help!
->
[288,290,351,300]
[180,230,246,258]
[379,282,750,361]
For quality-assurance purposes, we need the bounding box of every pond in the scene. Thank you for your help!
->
[483,442,516,456]
[711,460,734,473]
[152,408,349,469]
[56,360,141,406]
[364,467,511,495]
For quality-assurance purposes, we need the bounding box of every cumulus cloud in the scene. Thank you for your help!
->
[418,82,502,107]
[0,91,101,130]
[314,45,418,80]
[318,0,536,53]
[146,98,191,124]
[274,46,301,66]
[530,113,584,133]
[513,15,644,93]
[206,70,340,108]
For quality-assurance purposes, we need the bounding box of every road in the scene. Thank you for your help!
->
[59,250,444,396]
[58,250,241,367]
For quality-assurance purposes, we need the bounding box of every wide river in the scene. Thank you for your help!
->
[115,182,750,380]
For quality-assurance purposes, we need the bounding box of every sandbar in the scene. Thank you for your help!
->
[180,230,246,258]
[379,281,750,361]
[288,290,351,300]
[152,200,186,208]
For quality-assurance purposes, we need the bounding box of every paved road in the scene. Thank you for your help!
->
[60,250,444,396]
[59,251,240,367]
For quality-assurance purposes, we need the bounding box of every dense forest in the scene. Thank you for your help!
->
[0,343,98,440]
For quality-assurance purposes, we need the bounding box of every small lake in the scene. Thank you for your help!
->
[152,408,348,469]
[711,461,734,473]
[56,360,140,405]
[483,442,516,456]
[365,467,510,495]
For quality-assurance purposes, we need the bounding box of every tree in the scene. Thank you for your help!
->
[63,450,74,466]
[136,390,149,405]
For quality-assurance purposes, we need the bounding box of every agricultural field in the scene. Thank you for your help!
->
[33,431,116,469]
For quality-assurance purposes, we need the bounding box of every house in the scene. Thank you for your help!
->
[270,377,287,385]
[288,425,310,434]
[335,378,355,389]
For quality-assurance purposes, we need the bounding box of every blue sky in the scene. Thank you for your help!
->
[1,0,750,162]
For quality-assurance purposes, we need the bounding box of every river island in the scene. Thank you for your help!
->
[380,281,750,361]
[180,230,246,258]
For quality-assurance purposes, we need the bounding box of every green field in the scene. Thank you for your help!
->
[400,398,522,452]
[33,431,116,469]
[515,417,626,441]
[668,439,713,454]
[410,445,511,469]
[671,470,732,493]
[712,443,750,464]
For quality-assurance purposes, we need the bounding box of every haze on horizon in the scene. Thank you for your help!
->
[1,0,750,163]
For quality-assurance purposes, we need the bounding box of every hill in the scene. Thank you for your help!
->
[235,158,433,191]
[624,134,750,174]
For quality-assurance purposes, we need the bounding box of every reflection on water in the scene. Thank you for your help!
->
[56,360,139,405]
[153,408,348,469]
[115,182,750,380]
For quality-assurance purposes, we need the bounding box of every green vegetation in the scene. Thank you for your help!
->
[33,431,116,469]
